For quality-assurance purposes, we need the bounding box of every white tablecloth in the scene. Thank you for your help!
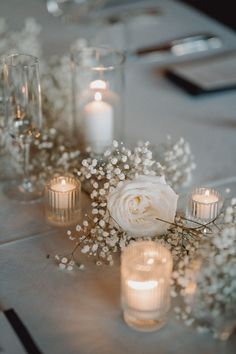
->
[0,1,236,353]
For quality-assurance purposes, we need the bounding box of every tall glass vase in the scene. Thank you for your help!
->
[71,46,125,154]
[1,53,43,202]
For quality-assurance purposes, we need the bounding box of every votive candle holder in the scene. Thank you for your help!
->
[187,187,223,223]
[45,175,81,226]
[121,241,173,332]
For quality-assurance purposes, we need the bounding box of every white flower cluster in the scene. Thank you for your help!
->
[59,139,195,268]
[71,141,163,265]
[7,127,81,184]
[31,128,81,179]
[0,17,42,58]
[0,17,87,136]
[154,136,196,190]
[41,56,72,132]
[173,198,236,340]
[40,38,87,134]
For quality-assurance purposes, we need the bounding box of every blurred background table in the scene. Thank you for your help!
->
[0,0,236,353]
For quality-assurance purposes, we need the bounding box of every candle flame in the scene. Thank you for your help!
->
[205,189,210,197]
[127,280,158,290]
[90,80,107,90]
[94,92,102,102]
[147,258,154,265]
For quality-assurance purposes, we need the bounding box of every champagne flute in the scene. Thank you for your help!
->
[1,53,43,202]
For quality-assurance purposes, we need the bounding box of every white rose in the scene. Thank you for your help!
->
[107,175,178,237]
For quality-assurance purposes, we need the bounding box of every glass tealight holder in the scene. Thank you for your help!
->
[121,241,173,332]
[186,187,223,223]
[45,175,81,227]
[71,46,125,154]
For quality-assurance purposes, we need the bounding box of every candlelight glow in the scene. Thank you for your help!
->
[147,258,154,265]
[90,80,107,90]
[127,280,158,290]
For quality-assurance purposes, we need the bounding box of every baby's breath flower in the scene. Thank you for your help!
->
[99,220,106,228]
[81,245,90,254]
[111,158,118,165]
[76,225,82,232]
[99,189,106,196]
[113,140,119,148]
[59,263,66,270]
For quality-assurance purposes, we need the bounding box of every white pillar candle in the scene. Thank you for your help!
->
[84,91,114,154]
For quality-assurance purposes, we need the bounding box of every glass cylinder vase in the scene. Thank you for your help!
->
[71,46,125,154]
[121,241,173,332]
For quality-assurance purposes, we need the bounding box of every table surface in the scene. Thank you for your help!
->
[0,0,236,353]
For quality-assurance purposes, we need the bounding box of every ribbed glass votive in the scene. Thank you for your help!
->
[121,241,173,332]
[187,187,223,223]
[45,175,81,226]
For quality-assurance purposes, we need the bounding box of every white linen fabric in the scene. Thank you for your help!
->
[0,0,236,353]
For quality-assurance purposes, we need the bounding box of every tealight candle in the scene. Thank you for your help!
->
[50,178,76,209]
[187,187,223,222]
[45,175,81,226]
[121,241,173,332]
[125,279,160,312]
[84,91,114,154]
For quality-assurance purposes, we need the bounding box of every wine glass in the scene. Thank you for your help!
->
[1,53,43,202]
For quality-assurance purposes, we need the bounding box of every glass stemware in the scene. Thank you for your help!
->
[1,53,43,202]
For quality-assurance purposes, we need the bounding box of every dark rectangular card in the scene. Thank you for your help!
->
[165,51,236,95]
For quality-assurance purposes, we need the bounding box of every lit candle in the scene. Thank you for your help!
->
[84,91,114,154]
[189,187,223,221]
[45,176,81,226]
[125,279,161,312]
[121,241,173,332]
[89,79,119,102]
[50,177,76,209]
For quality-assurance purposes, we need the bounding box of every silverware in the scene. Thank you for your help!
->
[134,33,222,57]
